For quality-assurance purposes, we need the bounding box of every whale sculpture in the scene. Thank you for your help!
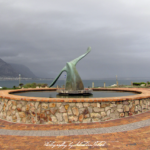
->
[49,47,91,91]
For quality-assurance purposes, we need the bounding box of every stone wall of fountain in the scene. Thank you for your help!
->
[0,96,150,124]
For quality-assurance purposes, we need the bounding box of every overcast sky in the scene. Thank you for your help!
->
[0,0,150,79]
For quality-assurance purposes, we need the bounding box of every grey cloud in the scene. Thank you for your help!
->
[0,0,150,79]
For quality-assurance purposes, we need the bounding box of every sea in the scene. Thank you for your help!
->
[0,79,149,88]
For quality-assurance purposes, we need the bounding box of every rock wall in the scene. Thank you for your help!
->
[0,98,150,124]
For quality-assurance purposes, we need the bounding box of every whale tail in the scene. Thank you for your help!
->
[49,47,91,88]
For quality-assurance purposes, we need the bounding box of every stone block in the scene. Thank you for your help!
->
[6,116,12,122]
[12,105,16,110]
[12,101,17,106]
[79,108,85,114]
[41,103,48,109]
[3,106,5,111]
[91,103,97,107]
[12,115,17,120]
[56,103,62,107]
[90,113,101,118]
[31,112,36,117]
[129,112,133,116]
[69,116,78,122]
[101,117,111,121]
[117,104,123,109]
[135,106,138,111]
[123,105,129,112]
[8,106,11,111]
[8,101,12,106]
[110,108,115,113]
[17,118,21,123]
[117,109,123,113]
[140,100,142,106]
[123,101,129,105]
[120,113,124,117]
[110,113,115,119]
[88,107,92,113]
[0,105,2,112]
[84,114,90,118]
[46,110,50,115]
[40,113,45,118]
[11,110,16,115]
[125,112,129,117]
[97,103,100,107]
[101,102,110,108]
[130,104,135,112]
[147,101,150,106]
[76,103,83,108]
[79,114,84,122]
[4,99,8,103]
[64,104,69,110]
[56,113,63,122]
[21,107,26,112]
[116,101,123,104]
[59,106,66,113]
[142,105,146,109]
[51,116,57,123]
[63,113,68,122]
[143,100,147,105]
[7,111,11,116]
[19,101,26,106]
[101,112,106,117]
[19,112,26,118]
[82,118,91,123]
[93,107,101,113]
[26,104,30,111]
[82,108,89,115]
[68,107,72,115]
[47,116,52,121]
[107,110,110,116]
[92,118,100,122]
[69,103,76,107]
[49,103,56,108]
[135,100,139,105]
[50,108,57,115]
[138,105,142,111]
[83,103,90,107]
[35,102,39,109]
[72,107,79,116]
[46,121,53,124]
[105,107,111,112]
[31,117,36,124]
[110,104,117,107]
[30,102,34,107]
[17,108,22,112]
[30,107,35,112]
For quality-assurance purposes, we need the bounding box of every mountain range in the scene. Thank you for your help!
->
[0,58,36,78]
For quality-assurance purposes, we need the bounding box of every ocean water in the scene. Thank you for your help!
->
[0,79,149,88]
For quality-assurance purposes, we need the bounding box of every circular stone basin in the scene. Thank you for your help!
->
[0,88,150,125]
[12,90,138,98]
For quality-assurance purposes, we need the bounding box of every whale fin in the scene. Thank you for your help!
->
[49,66,67,87]
[71,47,91,66]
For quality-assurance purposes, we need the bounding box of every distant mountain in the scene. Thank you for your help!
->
[0,58,37,78]
[0,58,19,77]
[10,63,37,78]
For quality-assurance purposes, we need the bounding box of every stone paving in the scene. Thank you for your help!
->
[0,118,150,137]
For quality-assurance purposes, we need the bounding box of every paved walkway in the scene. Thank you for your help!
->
[0,111,150,149]
[0,118,150,137]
